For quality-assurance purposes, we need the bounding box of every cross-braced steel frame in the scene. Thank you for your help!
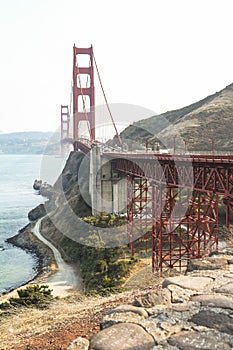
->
[109,153,233,271]
[127,176,152,255]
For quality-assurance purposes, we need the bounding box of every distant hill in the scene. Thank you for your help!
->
[0,131,60,154]
[118,83,233,153]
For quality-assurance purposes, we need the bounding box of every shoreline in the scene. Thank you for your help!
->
[1,221,58,298]
[1,217,82,301]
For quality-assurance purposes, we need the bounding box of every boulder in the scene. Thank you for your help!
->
[215,283,233,294]
[33,179,42,190]
[167,284,195,303]
[187,257,228,271]
[191,294,233,309]
[67,337,89,350]
[168,331,232,350]
[107,304,148,318]
[191,310,233,335]
[162,276,213,291]
[101,311,147,330]
[133,289,171,308]
[89,323,155,350]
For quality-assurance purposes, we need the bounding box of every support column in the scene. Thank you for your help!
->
[90,144,101,215]
[73,45,95,141]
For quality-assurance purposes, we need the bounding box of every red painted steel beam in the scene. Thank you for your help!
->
[107,153,232,270]
[110,157,233,196]
[73,45,95,142]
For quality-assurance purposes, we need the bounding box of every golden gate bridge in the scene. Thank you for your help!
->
[60,45,233,271]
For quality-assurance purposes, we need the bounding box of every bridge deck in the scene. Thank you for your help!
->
[104,152,233,165]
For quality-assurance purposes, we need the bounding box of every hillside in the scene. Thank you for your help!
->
[0,131,60,154]
[119,83,233,153]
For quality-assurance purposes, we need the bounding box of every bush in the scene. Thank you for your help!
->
[0,285,53,310]
[94,259,108,273]
[82,213,127,228]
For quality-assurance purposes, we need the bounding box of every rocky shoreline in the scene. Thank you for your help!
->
[3,178,59,295]
[6,222,57,288]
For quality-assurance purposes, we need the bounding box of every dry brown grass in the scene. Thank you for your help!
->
[0,258,169,349]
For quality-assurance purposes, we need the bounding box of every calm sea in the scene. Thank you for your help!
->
[0,155,45,295]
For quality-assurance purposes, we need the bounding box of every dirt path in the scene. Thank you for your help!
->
[32,219,81,297]
[0,252,183,349]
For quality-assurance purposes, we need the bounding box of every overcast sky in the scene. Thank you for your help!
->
[0,0,232,133]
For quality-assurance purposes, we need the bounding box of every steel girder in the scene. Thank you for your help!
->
[113,155,232,270]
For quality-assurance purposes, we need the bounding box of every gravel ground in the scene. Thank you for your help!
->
[0,259,180,350]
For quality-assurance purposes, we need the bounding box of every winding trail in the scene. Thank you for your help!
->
[32,218,81,297]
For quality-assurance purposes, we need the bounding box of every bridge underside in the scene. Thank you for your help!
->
[126,177,220,270]
[112,155,233,271]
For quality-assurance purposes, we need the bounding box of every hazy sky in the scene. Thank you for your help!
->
[0,0,232,133]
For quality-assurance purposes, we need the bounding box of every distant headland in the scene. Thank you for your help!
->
[0,131,60,154]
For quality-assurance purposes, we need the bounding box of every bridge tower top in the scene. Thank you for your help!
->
[60,105,70,140]
[73,45,95,142]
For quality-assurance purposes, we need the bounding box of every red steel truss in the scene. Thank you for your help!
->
[109,153,233,270]
[152,187,218,271]
[73,45,95,142]
[127,176,152,255]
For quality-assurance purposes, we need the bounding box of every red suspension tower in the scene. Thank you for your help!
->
[73,45,95,142]
[60,105,70,140]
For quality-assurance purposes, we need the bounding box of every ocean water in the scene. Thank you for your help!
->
[0,155,44,295]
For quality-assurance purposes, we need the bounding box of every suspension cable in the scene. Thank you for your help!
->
[69,80,72,124]
[93,52,122,145]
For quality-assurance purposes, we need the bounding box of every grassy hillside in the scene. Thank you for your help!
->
[119,83,233,153]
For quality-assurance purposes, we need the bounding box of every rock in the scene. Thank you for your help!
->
[28,204,46,221]
[187,257,228,271]
[100,311,147,330]
[191,294,233,309]
[133,289,171,308]
[215,283,233,294]
[67,239,233,349]
[67,337,89,350]
[33,179,42,190]
[167,284,195,303]
[89,323,155,350]
[107,304,149,318]
[39,182,54,199]
[140,314,184,341]
[168,331,232,350]
[210,248,233,256]
[223,273,233,278]
[191,310,233,335]
[162,276,213,291]
[169,303,194,312]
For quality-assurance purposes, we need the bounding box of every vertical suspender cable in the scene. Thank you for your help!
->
[93,52,122,146]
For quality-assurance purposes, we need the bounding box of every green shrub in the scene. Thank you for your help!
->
[82,213,127,228]
[0,302,11,310]
[94,259,108,273]
[6,285,53,309]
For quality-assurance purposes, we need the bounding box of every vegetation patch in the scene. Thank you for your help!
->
[0,285,53,311]
[81,213,127,227]
[62,235,138,296]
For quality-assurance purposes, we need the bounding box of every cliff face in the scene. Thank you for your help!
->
[53,151,92,217]
[26,151,136,294]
